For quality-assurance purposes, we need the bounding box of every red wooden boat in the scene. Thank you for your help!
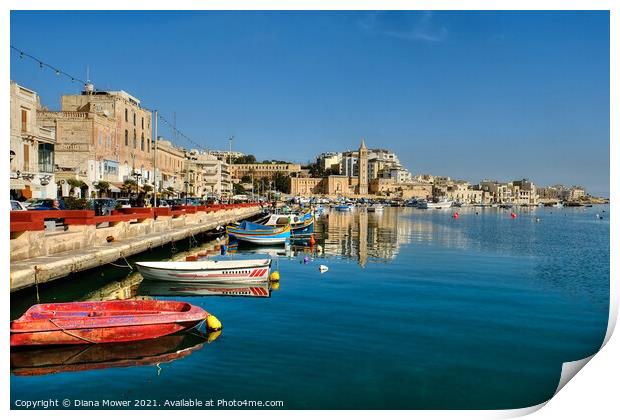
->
[10,300,209,347]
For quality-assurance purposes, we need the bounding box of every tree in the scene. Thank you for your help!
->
[241,175,252,183]
[94,180,110,198]
[67,178,86,196]
[121,179,138,197]
[233,183,246,195]
[233,155,256,164]
[273,171,291,194]
[142,184,153,194]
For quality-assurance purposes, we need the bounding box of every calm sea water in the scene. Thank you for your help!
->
[10,206,609,409]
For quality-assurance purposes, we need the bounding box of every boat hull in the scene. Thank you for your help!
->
[10,300,208,347]
[227,225,291,245]
[136,261,271,283]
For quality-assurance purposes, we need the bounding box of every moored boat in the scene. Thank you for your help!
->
[334,204,353,212]
[136,259,271,283]
[366,204,384,213]
[227,222,291,245]
[10,300,209,347]
[255,213,315,235]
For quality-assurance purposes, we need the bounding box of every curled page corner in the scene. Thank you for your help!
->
[554,355,595,396]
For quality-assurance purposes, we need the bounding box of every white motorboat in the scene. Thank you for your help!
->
[418,199,453,209]
[135,258,271,283]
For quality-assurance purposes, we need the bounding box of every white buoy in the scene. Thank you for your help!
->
[319,265,329,273]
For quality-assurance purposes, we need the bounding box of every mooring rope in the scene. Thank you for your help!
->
[48,318,98,344]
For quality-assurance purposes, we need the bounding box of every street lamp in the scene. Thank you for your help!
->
[134,172,142,199]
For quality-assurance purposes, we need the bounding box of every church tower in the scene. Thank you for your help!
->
[358,138,368,195]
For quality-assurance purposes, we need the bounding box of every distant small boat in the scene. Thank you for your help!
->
[136,259,271,283]
[418,199,453,209]
[10,300,208,347]
[334,204,353,212]
[499,203,513,209]
[227,222,291,245]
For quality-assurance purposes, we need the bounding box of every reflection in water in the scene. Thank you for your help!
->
[139,280,272,298]
[319,208,422,266]
[10,331,211,377]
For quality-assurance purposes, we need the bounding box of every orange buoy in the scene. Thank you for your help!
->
[309,235,316,246]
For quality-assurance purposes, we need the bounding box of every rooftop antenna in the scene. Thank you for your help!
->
[84,65,94,94]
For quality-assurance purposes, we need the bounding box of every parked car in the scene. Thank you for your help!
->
[10,200,28,211]
[115,198,131,209]
[25,198,64,210]
[86,198,116,216]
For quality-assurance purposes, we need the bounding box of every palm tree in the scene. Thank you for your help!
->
[121,179,137,197]
[67,178,86,197]
[94,180,111,198]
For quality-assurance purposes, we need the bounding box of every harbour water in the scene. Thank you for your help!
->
[10,206,609,409]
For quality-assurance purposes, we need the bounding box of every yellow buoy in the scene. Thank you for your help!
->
[207,329,222,343]
[270,281,280,291]
[206,314,222,331]
[269,271,280,282]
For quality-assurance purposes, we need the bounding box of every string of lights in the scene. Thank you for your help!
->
[11,45,209,153]
[158,114,206,152]
[10,45,88,85]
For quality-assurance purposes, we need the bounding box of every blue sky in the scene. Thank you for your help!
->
[10,11,610,195]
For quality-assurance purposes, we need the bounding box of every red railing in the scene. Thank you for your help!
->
[10,203,262,234]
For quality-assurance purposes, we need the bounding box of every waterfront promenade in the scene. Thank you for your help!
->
[10,203,262,292]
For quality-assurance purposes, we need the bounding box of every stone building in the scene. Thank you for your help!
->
[60,87,153,186]
[38,109,118,197]
[10,81,56,199]
[230,162,302,182]
[289,177,325,196]
[154,138,185,196]
[511,179,538,205]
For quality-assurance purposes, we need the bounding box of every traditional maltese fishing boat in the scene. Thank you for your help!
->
[253,213,315,235]
[226,221,291,245]
[136,258,272,283]
[10,300,210,347]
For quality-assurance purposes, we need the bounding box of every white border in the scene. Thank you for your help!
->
[2,1,616,419]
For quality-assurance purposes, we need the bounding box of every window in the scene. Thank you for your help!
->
[23,144,30,171]
[133,113,136,126]
[141,134,145,151]
[125,109,128,122]
[133,130,137,149]
[141,117,144,129]
[147,138,150,154]
[21,109,28,132]
[125,130,129,146]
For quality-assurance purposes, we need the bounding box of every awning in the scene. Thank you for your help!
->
[10,178,31,190]
[109,184,121,193]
